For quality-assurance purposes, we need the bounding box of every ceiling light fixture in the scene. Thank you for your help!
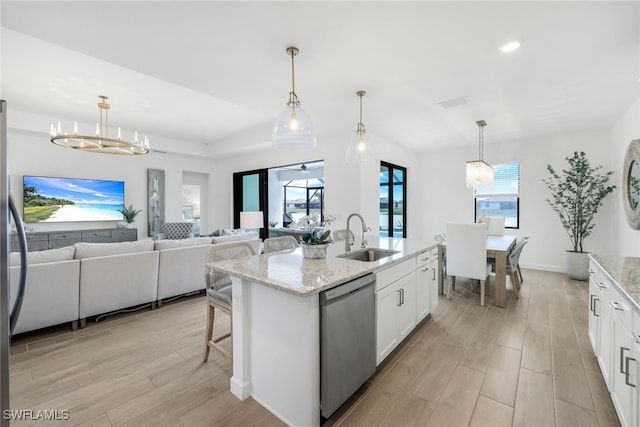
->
[50,95,149,155]
[272,46,316,151]
[499,40,521,53]
[346,90,378,163]
[466,120,494,188]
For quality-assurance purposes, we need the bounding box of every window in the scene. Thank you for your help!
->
[474,161,520,228]
[380,161,406,237]
[283,178,325,225]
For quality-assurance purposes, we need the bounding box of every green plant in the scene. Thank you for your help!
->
[542,151,615,252]
[117,204,142,224]
[301,229,331,245]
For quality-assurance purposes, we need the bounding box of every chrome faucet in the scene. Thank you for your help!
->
[345,213,371,252]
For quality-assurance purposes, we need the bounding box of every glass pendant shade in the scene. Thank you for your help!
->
[346,90,377,163]
[466,119,493,188]
[466,160,494,187]
[346,129,378,163]
[272,103,316,151]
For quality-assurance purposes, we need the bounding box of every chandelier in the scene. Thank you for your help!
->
[272,46,316,151]
[50,95,149,155]
[346,90,378,163]
[466,120,493,188]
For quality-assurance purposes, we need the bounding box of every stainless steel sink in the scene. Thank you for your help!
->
[337,248,400,262]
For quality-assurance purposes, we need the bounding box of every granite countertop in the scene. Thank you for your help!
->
[208,236,437,297]
[591,254,640,312]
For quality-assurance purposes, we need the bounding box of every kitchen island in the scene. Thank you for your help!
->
[207,236,436,426]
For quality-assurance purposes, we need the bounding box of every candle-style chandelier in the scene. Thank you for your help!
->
[50,95,149,155]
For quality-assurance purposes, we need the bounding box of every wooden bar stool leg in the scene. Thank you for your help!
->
[203,301,214,362]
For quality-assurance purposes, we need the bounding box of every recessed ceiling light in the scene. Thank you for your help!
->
[499,41,521,53]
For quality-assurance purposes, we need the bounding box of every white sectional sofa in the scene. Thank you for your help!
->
[8,232,261,335]
[9,246,80,335]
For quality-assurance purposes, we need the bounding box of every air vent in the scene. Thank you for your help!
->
[438,97,469,109]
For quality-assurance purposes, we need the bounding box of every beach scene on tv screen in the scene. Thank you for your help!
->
[23,176,125,223]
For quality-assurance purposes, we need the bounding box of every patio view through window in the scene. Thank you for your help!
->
[380,161,406,237]
[283,178,324,225]
[474,161,520,228]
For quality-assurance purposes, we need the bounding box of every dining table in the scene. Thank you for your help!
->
[438,234,517,308]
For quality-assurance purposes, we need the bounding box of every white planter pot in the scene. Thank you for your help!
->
[301,243,328,259]
[565,250,589,280]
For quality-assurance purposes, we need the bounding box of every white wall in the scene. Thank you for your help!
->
[416,128,614,272]
[8,125,216,238]
[611,97,640,256]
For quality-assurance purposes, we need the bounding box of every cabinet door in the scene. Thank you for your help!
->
[376,282,400,365]
[429,252,439,313]
[397,273,416,341]
[416,262,430,322]
[588,270,600,353]
[597,290,613,388]
[611,317,637,427]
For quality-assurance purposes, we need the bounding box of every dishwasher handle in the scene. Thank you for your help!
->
[320,274,375,304]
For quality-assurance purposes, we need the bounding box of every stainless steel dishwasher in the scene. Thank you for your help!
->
[320,273,376,419]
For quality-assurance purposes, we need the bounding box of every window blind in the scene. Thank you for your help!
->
[474,162,520,197]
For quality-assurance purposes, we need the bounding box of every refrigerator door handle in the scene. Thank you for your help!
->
[8,193,27,336]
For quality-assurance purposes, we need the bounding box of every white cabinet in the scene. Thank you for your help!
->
[416,248,440,323]
[416,252,431,322]
[589,259,640,427]
[375,258,416,365]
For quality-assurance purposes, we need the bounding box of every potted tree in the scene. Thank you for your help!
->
[542,151,615,280]
[116,204,142,228]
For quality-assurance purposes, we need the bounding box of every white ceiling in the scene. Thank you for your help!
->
[1,1,639,159]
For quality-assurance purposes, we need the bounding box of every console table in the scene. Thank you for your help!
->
[10,228,137,252]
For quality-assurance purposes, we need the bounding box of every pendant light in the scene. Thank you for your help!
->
[272,46,316,151]
[345,90,378,163]
[465,120,494,188]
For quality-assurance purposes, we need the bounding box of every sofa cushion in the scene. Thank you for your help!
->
[154,236,212,250]
[74,240,154,259]
[222,228,242,236]
[211,231,258,244]
[10,245,76,266]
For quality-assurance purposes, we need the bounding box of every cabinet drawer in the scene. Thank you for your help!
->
[20,240,49,252]
[25,233,48,242]
[375,258,414,292]
[49,232,81,241]
[111,229,137,242]
[605,284,634,334]
[416,250,431,268]
[82,230,111,238]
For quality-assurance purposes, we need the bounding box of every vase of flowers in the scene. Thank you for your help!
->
[300,229,331,259]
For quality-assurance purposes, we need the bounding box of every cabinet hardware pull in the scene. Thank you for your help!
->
[620,347,630,374]
[611,301,625,311]
[590,294,595,313]
[625,356,636,387]
[597,282,608,289]
[421,267,429,272]
[422,257,429,261]
[432,268,436,280]
[397,290,402,307]
[593,298,599,317]
[401,288,405,305]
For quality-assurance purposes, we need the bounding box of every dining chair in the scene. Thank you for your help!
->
[263,236,299,253]
[506,239,529,296]
[486,216,506,236]
[445,223,492,306]
[203,241,257,362]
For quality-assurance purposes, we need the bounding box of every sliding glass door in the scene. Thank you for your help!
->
[232,169,268,239]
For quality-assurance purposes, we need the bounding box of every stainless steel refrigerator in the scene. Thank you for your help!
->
[1,99,29,426]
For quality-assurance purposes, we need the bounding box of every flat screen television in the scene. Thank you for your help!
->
[22,175,125,223]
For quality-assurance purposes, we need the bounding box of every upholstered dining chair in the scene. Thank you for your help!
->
[445,223,492,306]
[203,241,257,362]
[263,236,299,253]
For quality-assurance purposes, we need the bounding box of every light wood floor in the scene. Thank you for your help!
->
[9,269,620,426]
